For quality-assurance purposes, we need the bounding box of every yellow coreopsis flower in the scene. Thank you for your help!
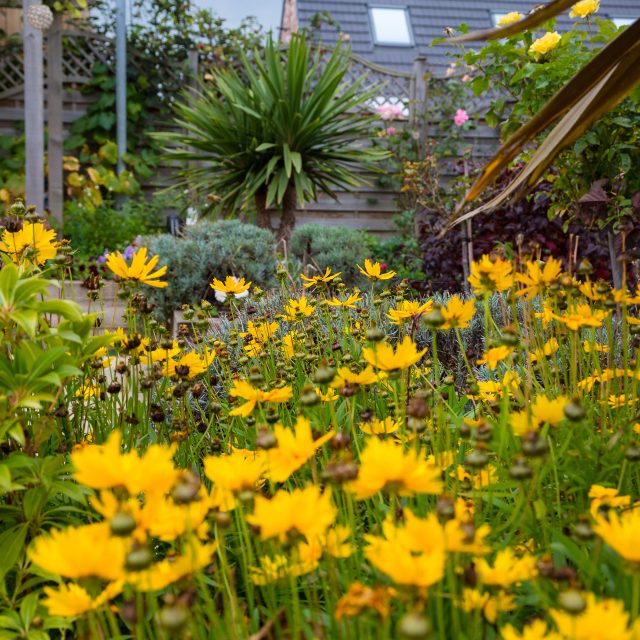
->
[477,345,514,370]
[165,349,214,379]
[72,431,179,496]
[461,589,515,625]
[569,0,599,18]
[28,523,127,581]
[550,593,633,640]
[531,395,568,426]
[326,291,362,309]
[349,438,442,499]
[300,267,341,289]
[440,295,476,329]
[228,379,293,417]
[516,257,562,298]
[282,296,316,321]
[360,416,401,435]
[362,336,427,371]
[265,416,334,482]
[42,581,122,618]
[331,365,388,388]
[553,304,609,331]
[204,448,266,508]
[209,275,251,302]
[468,255,514,295]
[357,258,396,281]
[0,221,58,265]
[334,582,393,620]
[500,620,561,640]
[387,299,433,325]
[246,485,337,543]
[241,320,279,356]
[128,538,217,592]
[475,548,538,587]
[497,11,523,26]
[250,549,320,585]
[588,485,631,519]
[444,519,492,555]
[594,508,640,565]
[364,510,446,588]
[529,31,561,57]
[106,246,168,288]
[529,337,560,362]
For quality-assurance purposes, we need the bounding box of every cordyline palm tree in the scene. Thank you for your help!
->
[156,34,387,242]
[446,0,640,228]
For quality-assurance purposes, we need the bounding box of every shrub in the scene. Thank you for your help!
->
[63,194,167,263]
[144,219,277,320]
[290,224,375,285]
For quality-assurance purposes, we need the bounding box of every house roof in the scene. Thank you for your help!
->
[289,0,640,76]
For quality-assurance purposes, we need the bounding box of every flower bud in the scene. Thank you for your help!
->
[399,612,432,638]
[110,511,137,537]
[558,590,587,615]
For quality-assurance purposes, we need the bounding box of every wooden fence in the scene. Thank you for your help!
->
[0,29,501,235]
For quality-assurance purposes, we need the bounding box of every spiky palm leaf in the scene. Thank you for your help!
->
[446,0,640,228]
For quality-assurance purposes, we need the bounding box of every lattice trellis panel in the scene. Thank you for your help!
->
[61,31,113,82]
[0,49,24,98]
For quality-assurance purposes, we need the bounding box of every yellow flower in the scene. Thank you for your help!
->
[265,416,334,482]
[282,296,316,321]
[500,620,561,640]
[28,523,127,581]
[440,295,476,330]
[364,510,446,588]
[335,582,392,620]
[594,508,640,565]
[362,336,427,371]
[387,299,433,325]
[569,0,599,18]
[204,448,265,510]
[0,221,58,265]
[461,589,515,624]
[241,320,279,356]
[326,291,362,309]
[246,485,336,543]
[529,337,560,362]
[146,341,181,363]
[72,431,179,496]
[475,548,538,587]
[250,547,319,585]
[477,345,513,370]
[497,11,523,26]
[128,538,217,592]
[300,267,341,289]
[516,257,562,298]
[106,247,168,288]
[551,593,632,640]
[228,379,293,417]
[360,416,401,435]
[349,438,442,499]
[357,258,396,281]
[589,485,631,519]
[444,519,491,555]
[166,350,213,379]
[583,340,608,353]
[468,255,514,295]
[209,275,251,302]
[331,365,387,388]
[553,304,608,331]
[529,31,561,57]
[42,581,122,618]
[531,395,568,426]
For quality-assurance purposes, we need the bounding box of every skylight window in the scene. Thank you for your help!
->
[369,6,413,46]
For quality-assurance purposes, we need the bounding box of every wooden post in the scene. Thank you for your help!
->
[47,12,64,225]
[23,0,45,213]
[410,56,427,122]
[115,0,127,174]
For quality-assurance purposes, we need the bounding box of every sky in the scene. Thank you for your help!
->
[195,0,282,35]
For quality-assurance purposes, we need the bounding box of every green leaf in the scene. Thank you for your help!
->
[0,525,28,580]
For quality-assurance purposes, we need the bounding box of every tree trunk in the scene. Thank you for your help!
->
[254,188,272,230]
[277,182,297,245]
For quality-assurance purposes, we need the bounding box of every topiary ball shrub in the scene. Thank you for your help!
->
[144,220,277,321]
[290,224,375,286]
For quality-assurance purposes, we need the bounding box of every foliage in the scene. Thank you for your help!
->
[143,219,277,320]
[62,193,167,264]
[157,34,387,239]
[446,5,640,227]
[4,194,640,637]
[290,224,374,285]
[0,133,24,212]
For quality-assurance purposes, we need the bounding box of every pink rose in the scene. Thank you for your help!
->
[454,109,469,126]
